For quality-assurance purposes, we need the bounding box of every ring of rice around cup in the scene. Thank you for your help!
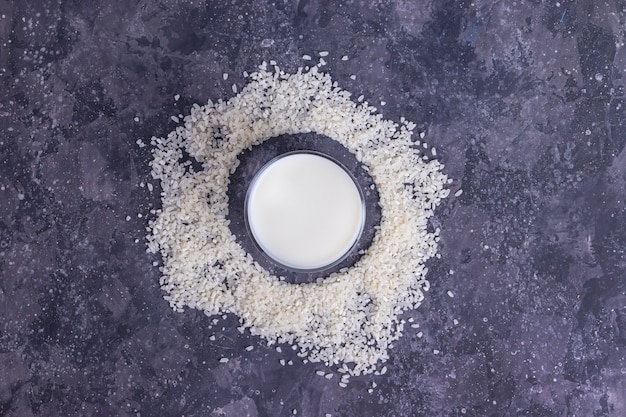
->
[147,65,449,375]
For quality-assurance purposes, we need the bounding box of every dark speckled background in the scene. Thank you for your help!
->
[1,1,625,416]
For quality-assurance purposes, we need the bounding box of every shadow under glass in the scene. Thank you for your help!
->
[227,133,381,284]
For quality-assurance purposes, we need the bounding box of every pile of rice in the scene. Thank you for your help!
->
[147,63,449,376]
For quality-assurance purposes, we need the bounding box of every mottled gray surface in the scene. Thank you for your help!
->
[1,0,625,416]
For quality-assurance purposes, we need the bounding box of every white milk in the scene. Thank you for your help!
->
[246,153,364,270]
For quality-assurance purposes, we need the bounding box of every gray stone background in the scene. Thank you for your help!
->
[1,0,625,416]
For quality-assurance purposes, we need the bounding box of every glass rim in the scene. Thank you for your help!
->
[243,150,367,273]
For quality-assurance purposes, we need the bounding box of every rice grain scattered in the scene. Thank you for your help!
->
[147,64,449,376]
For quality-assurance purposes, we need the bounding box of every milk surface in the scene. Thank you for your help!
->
[246,153,364,270]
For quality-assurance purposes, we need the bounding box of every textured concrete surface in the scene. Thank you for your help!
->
[1,1,625,416]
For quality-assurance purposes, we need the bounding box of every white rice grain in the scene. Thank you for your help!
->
[147,64,449,376]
